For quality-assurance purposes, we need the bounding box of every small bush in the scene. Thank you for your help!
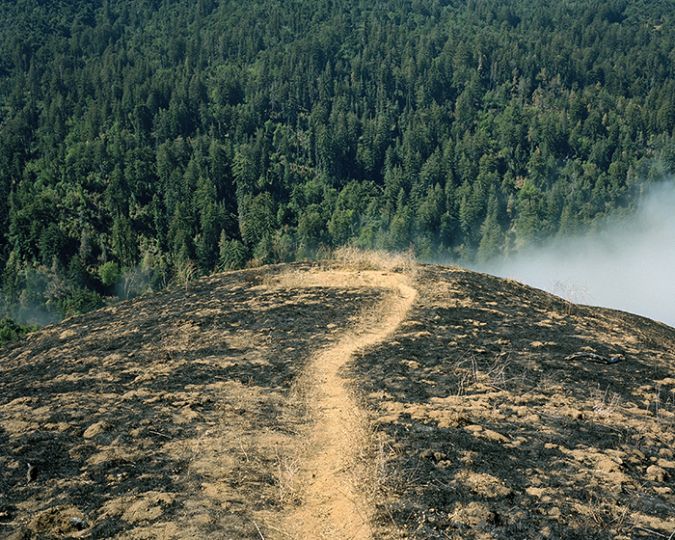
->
[58,288,105,317]
[0,317,36,347]
[98,261,121,287]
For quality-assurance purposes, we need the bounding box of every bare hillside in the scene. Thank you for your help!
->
[0,259,673,540]
[352,265,674,539]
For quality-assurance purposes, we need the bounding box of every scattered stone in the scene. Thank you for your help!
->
[526,487,546,498]
[5,528,29,540]
[482,429,509,443]
[646,465,667,482]
[173,406,199,424]
[83,421,108,439]
[69,516,88,530]
[567,408,584,420]
[597,457,622,474]
[26,463,37,483]
[28,506,88,536]
[121,492,176,523]
[58,329,77,340]
[0,504,16,522]
[458,471,512,498]
[448,501,495,527]
[548,506,561,519]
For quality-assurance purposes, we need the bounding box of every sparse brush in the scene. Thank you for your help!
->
[453,352,516,392]
[357,425,411,539]
[552,280,591,305]
[331,247,417,275]
[590,385,622,416]
[551,280,593,316]
[175,260,199,291]
[273,446,302,506]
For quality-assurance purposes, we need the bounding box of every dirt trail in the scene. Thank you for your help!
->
[273,269,417,540]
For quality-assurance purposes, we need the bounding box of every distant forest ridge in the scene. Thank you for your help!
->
[0,0,674,321]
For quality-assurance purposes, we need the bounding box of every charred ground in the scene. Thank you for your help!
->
[0,263,384,539]
[353,265,674,539]
[0,261,673,539]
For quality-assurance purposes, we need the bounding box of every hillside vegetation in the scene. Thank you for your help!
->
[0,259,673,539]
[1,0,674,320]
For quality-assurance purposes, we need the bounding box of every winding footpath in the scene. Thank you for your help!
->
[273,269,417,540]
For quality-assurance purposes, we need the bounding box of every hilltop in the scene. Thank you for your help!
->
[0,255,673,539]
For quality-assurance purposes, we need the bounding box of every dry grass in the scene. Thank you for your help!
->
[590,385,623,416]
[175,259,199,290]
[331,247,417,276]
[5,261,673,540]
[363,427,417,540]
[451,352,520,396]
[273,446,302,508]
[350,264,675,540]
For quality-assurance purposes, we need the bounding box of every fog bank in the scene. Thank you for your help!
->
[477,181,675,328]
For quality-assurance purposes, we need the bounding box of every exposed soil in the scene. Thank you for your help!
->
[0,263,384,539]
[1,259,673,540]
[270,268,417,539]
[351,265,675,539]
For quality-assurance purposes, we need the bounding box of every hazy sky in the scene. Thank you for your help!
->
[476,181,675,328]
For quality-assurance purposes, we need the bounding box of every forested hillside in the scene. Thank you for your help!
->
[1,0,674,321]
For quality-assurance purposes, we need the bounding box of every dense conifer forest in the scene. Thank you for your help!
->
[0,0,674,321]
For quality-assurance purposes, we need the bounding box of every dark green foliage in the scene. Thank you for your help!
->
[218,234,248,270]
[0,317,36,347]
[0,0,673,319]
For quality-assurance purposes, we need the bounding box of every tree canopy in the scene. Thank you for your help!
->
[1,0,673,320]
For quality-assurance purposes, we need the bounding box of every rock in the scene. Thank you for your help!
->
[526,487,546,498]
[420,449,434,460]
[5,528,29,540]
[458,471,512,498]
[567,408,584,420]
[646,465,667,482]
[482,429,509,443]
[28,506,89,536]
[69,516,88,530]
[58,329,77,340]
[548,506,561,519]
[0,504,16,522]
[597,457,621,474]
[448,502,495,527]
[121,492,176,523]
[83,421,108,439]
